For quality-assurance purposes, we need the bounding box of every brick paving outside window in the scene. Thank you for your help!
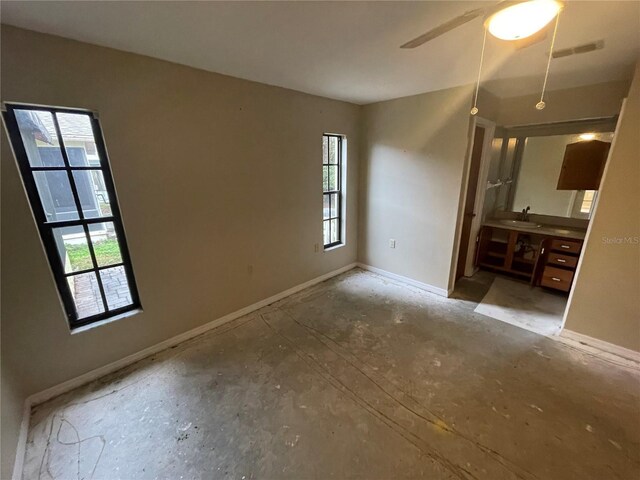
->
[72,265,132,318]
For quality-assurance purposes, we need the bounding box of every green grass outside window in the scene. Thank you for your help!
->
[66,238,122,271]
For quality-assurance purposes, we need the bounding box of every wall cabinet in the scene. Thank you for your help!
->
[557,140,610,191]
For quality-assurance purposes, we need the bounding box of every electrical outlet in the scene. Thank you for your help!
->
[389,239,396,249]
[314,243,320,253]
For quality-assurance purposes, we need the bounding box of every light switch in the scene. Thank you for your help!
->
[389,239,396,248]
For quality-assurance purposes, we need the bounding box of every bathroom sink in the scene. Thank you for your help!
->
[499,219,542,229]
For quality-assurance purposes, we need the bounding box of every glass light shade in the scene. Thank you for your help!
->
[486,0,563,40]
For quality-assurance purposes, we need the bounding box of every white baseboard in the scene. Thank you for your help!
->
[28,262,357,407]
[356,263,450,297]
[11,401,31,480]
[554,329,640,368]
[13,262,357,480]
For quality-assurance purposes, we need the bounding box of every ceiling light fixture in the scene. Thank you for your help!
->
[486,0,564,41]
[468,0,564,116]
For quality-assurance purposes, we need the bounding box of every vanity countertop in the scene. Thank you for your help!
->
[483,220,587,240]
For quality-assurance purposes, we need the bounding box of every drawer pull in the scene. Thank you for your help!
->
[552,277,561,282]
[560,245,570,249]
[556,258,566,263]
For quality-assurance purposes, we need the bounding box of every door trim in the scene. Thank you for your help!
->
[449,116,495,292]
[464,117,495,277]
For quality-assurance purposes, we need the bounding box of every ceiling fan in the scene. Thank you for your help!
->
[400,0,564,49]
[398,1,566,115]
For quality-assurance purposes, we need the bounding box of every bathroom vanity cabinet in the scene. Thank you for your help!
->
[475,225,584,292]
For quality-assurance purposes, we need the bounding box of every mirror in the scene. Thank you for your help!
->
[483,121,615,220]
[512,132,613,218]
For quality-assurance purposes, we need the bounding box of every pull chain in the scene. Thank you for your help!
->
[536,12,561,110]
[471,27,488,115]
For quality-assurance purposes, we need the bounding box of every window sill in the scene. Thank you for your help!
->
[70,308,143,335]
[324,243,345,252]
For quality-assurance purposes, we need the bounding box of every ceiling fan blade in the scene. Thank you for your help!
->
[400,8,485,49]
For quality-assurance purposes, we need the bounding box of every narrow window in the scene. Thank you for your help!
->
[322,134,344,248]
[580,190,597,214]
[3,104,141,328]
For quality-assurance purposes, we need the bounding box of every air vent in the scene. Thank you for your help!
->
[552,40,604,59]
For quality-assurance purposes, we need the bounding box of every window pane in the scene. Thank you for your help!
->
[581,190,596,213]
[72,170,112,218]
[322,136,328,164]
[33,171,80,222]
[100,266,133,310]
[327,165,338,191]
[53,226,93,273]
[323,194,330,220]
[330,193,339,218]
[68,271,105,319]
[89,222,123,267]
[328,137,339,164]
[14,109,64,167]
[323,220,331,245]
[56,112,100,166]
[330,218,339,244]
[323,166,329,192]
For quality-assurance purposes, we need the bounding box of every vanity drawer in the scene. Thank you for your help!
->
[550,239,582,254]
[541,266,574,292]
[547,252,578,268]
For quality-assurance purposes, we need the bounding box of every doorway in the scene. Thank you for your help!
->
[455,118,495,281]
[456,125,485,280]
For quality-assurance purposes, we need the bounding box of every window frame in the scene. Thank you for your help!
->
[322,133,344,249]
[2,103,141,329]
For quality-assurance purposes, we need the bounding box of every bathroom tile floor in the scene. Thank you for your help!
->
[474,276,567,336]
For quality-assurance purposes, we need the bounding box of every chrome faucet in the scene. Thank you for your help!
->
[519,206,530,221]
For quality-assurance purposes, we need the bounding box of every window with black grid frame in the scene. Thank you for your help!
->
[322,134,343,248]
[2,104,141,329]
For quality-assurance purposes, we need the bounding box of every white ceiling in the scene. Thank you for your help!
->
[2,1,639,104]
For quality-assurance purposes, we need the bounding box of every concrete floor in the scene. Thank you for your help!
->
[24,269,640,479]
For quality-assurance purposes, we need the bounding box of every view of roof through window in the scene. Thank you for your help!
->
[20,109,100,165]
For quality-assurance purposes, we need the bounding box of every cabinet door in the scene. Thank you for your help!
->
[475,226,492,266]
[557,140,609,190]
[531,238,550,286]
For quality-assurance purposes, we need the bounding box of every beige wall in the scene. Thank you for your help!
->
[476,87,501,123]
[1,26,360,476]
[358,85,473,292]
[1,359,26,480]
[564,63,640,351]
[497,80,631,126]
